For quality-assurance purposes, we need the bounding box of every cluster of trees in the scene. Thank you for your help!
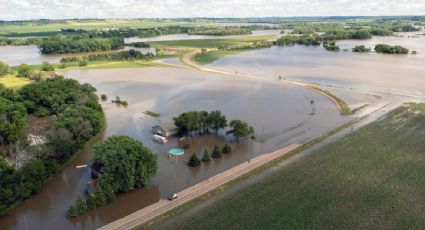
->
[60,49,154,63]
[173,110,254,140]
[352,45,371,53]
[67,136,158,217]
[0,61,11,76]
[323,41,340,51]
[0,77,104,216]
[125,42,150,48]
[0,37,40,46]
[322,29,372,40]
[374,44,409,54]
[275,35,322,46]
[188,26,252,36]
[188,144,232,167]
[38,37,124,54]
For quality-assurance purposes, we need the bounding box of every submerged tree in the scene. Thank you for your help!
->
[212,145,222,158]
[228,120,254,141]
[202,150,212,163]
[188,153,201,167]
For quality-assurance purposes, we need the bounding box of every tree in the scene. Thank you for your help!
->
[222,144,232,154]
[94,185,107,207]
[17,64,31,77]
[228,120,254,141]
[0,97,27,143]
[212,145,222,158]
[202,150,211,163]
[86,193,96,210]
[208,110,227,134]
[91,136,158,193]
[41,61,55,71]
[75,195,88,215]
[0,61,10,76]
[66,205,78,218]
[188,153,201,167]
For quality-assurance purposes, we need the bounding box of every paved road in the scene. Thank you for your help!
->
[98,144,301,230]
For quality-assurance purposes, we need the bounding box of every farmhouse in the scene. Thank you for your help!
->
[152,122,177,137]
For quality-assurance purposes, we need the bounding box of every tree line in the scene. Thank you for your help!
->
[38,37,124,54]
[0,77,104,216]
[173,110,254,140]
[60,49,155,64]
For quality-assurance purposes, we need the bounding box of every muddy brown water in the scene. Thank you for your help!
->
[0,66,349,230]
[208,32,425,99]
[3,33,422,230]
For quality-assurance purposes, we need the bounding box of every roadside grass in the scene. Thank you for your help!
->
[306,84,351,115]
[149,35,274,48]
[0,75,31,89]
[192,49,246,65]
[144,111,161,118]
[168,103,425,230]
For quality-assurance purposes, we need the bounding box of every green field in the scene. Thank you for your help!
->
[0,19,213,35]
[170,103,425,229]
[192,50,244,65]
[0,75,31,89]
[149,35,274,48]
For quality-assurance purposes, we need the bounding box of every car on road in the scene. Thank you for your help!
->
[168,193,178,200]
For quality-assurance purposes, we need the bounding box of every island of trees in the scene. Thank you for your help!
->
[352,45,371,53]
[67,136,158,218]
[0,76,104,216]
[374,44,409,54]
[173,110,254,140]
[38,37,124,54]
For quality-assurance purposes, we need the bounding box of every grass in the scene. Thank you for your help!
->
[306,84,351,115]
[149,35,274,49]
[144,111,161,118]
[191,50,244,65]
[0,75,31,89]
[168,103,425,230]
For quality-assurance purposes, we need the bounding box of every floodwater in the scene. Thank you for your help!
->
[209,33,425,99]
[0,67,348,230]
[0,46,156,66]
[0,45,61,66]
[124,29,282,43]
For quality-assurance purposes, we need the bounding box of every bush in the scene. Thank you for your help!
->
[352,45,371,53]
[66,205,78,218]
[212,145,222,158]
[0,61,10,76]
[17,64,31,77]
[41,61,55,71]
[202,150,212,163]
[375,44,409,54]
[100,94,107,101]
[222,144,232,154]
[188,153,201,167]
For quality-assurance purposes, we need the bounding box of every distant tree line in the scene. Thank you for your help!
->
[173,110,254,140]
[60,49,154,63]
[0,77,104,216]
[0,37,41,46]
[274,34,322,46]
[67,136,158,218]
[38,37,124,54]
[188,26,252,36]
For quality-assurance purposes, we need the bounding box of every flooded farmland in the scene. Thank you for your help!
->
[0,66,349,229]
[1,32,424,230]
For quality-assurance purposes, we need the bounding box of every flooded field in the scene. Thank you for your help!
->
[209,35,425,99]
[0,46,156,66]
[2,32,424,230]
[124,29,282,43]
[0,67,349,230]
[0,45,61,66]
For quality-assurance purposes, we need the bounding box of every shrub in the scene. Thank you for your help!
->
[222,144,232,154]
[189,153,201,167]
[202,150,212,163]
[212,145,222,158]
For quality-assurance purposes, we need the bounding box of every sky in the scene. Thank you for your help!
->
[0,0,425,20]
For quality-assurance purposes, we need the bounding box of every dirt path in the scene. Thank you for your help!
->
[98,144,300,230]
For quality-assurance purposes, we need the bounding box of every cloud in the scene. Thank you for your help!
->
[0,0,424,20]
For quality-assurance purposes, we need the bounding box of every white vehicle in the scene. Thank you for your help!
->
[168,193,178,200]
[153,134,167,143]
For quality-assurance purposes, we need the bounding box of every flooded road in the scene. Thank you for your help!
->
[0,67,348,230]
